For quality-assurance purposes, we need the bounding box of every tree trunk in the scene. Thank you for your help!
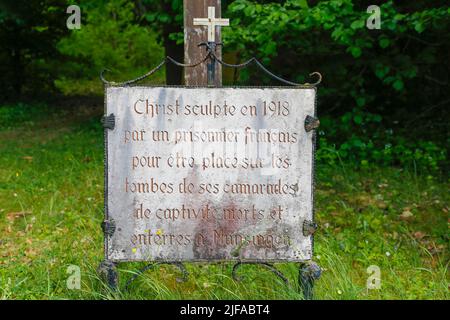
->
[162,2,183,85]
[11,48,23,96]
[162,27,183,85]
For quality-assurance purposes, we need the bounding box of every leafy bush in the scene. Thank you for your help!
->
[56,0,164,95]
[316,109,447,172]
[0,103,48,129]
[224,0,449,171]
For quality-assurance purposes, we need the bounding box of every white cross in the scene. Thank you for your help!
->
[193,6,229,43]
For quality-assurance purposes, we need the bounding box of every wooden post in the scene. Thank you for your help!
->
[183,0,222,86]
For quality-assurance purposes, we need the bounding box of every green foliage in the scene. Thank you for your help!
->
[0,0,68,99]
[56,0,164,95]
[141,0,183,31]
[0,103,48,129]
[317,109,447,172]
[225,0,449,89]
[224,1,449,153]
[221,0,449,172]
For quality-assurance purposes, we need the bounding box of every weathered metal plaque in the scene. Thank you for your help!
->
[105,86,316,262]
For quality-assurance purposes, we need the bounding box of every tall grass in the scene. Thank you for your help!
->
[0,103,448,299]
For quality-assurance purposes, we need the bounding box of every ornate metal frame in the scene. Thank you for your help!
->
[99,42,322,299]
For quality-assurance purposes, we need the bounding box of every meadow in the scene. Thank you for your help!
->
[0,102,448,300]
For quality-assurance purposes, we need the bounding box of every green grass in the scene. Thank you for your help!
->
[0,103,448,300]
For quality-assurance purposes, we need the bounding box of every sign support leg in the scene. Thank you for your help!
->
[98,260,119,291]
[298,262,321,300]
